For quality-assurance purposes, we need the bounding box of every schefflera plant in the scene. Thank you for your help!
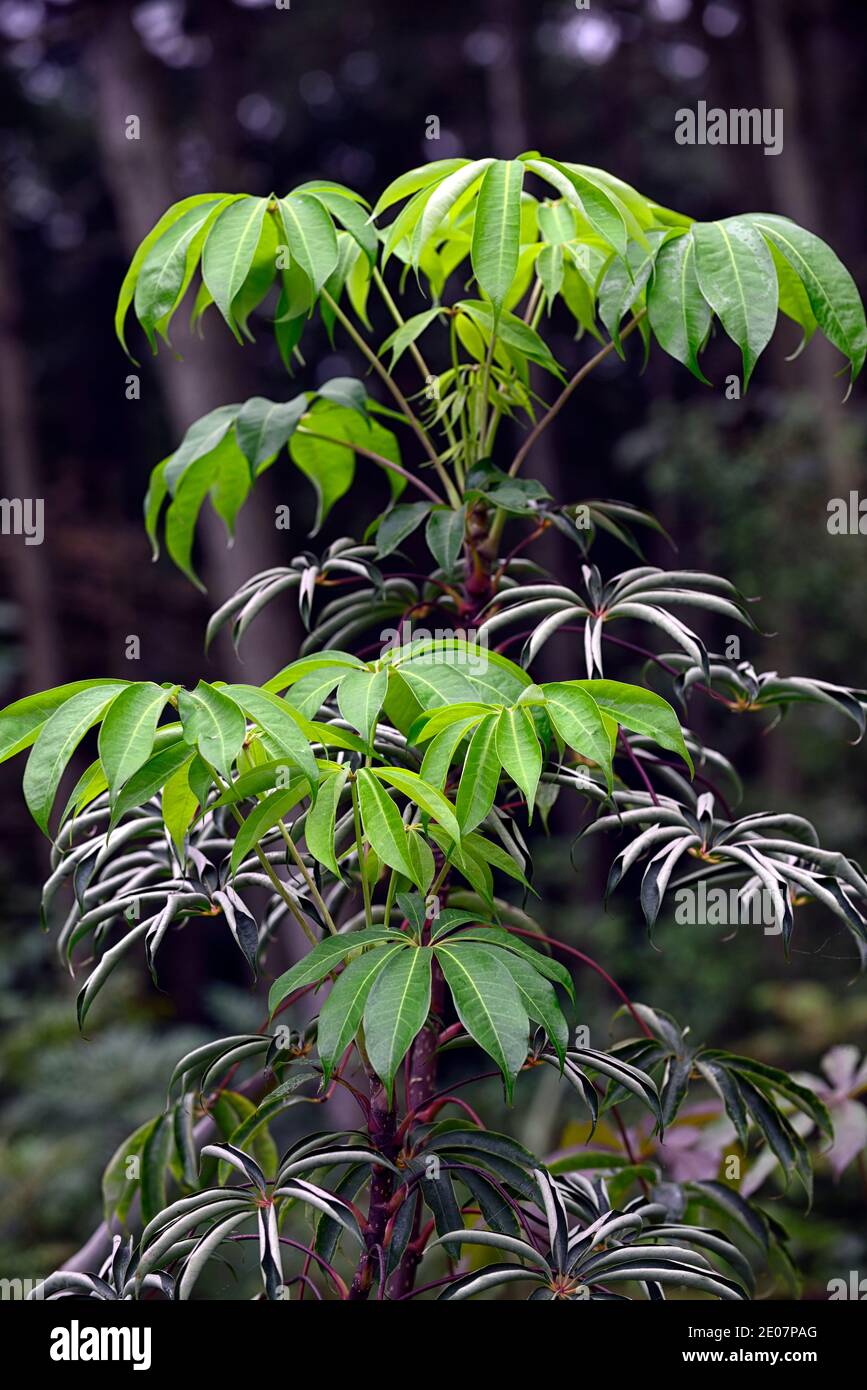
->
[6,154,867,1303]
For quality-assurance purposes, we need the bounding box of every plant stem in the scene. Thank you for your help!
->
[320,288,462,509]
[507,311,646,479]
[481,313,647,562]
[371,266,459,454]
[278,821,338,934]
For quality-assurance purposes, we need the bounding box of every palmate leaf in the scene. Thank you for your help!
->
[148,387,403,574]
[590,788,867,956]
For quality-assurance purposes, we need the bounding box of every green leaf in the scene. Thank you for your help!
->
[575,679,693,774]
[230,783,309,873]
[648,231,712,384]
[162,755,198,855]
[317,944,406,1082]
[268,927,400,1015]
[414,158,495,258]
[371,766,460,843]
[536,242,564,310]
[542,682,613,790]
[235,396,307,471]
[524,158,627,257]
[450,926,574,1002]
[336,668,388,745]
[98,681,172,801]
[178,681,247,779]
[371,159,470,218]
[0,680,128,765]
[425,506,465,574]
[140,1112,174,1226]
[110,736,192,826]
[134,198,229,348]
[471,159,524,317]
[419,715,481,788]
[232,207,280,338]
[458,300,564,378]
[495,706,542,814]
[202,196,271,337]
[375,501,432,557]
[305,766,349,878]
[357,768,421,888]
[102,1116,160,1227]
[289,404,357,533]
[223,685,319,789]
[456,713,501,834]
[379,309,443,369]
[750,214,867,383]
[116,193,229,357]
[278,194,339,293]
[163,404,239,493]
[435,942,529,1100]
[23,685,125,835]
[364,946,433,1103]
[491,948,568,1066]
[693,218,778,389]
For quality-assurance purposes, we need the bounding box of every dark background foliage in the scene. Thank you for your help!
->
[0,0,865,1294]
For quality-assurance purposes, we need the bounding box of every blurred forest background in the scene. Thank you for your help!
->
[1,0,865,1297]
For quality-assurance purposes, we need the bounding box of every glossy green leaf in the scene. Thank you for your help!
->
[471,159,524,316]
[356,768,421,888]
[278,194,339,293]
[542,682,613,790]
[495,706,542,814]
[693,218,778,389]
[305,766,349,878]
[425,506,465,574]
[371,766,460,843]
[235,396,307,470]
[98,681,172,801]
[0,680,128,765]
[23,685,125,835]
[376,501,431,558]
[435,942,529,1100]
[178,681,246,779]
[751,213,867,383]
[202,196,271,336]
[162,756,199,855]
[576,679,693,774]
[337,668,388,745]
[364,946,432,1102]
[317,944,406,1082]
[230,783,309,872]
[134,197,229,348]
[268,927,400,1014]
[648,231,712,383]
[456,713,501,833]
[222,685,319,789]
